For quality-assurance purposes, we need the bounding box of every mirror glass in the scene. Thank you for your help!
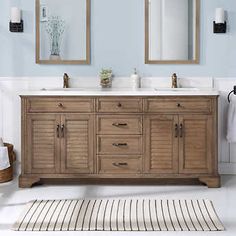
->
[145,0,199,64]
[36,0,90,64]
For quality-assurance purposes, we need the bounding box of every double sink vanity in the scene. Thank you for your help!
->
[19,87,220,188]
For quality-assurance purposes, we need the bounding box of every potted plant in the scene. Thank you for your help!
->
[100,68,113,88]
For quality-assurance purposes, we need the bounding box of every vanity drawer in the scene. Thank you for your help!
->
[97,115,142,134]
[145,98,212,113]
[96,98,142,113]
[27,98,94,113]
[97,135,142,155]
[98,156,142,174]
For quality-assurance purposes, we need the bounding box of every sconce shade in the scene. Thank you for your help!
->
[214,8,226,33]
[11,7,21,23]
[215,8,225,23]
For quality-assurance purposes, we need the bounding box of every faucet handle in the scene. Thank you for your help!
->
[63,73,70,88]
[64,73,69,79]
[172,73,177,78]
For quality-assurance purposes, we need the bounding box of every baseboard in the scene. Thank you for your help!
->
[219,163,236,174]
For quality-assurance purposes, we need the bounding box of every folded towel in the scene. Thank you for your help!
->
[227,97,236,143]
[0,147,10,170]
[0,138,4,147]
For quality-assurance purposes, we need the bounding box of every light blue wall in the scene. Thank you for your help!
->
[0,0,235,77]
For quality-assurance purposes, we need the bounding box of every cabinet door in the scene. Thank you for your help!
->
[61,114,94,174]
[179,115,212,174]
[144,115,179,174]
[26,114,60,174]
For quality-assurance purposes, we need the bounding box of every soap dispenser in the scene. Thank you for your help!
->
[131,68,140,89]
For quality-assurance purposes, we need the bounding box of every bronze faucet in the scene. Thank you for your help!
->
[63,73,70,88]
[171,73,178,88]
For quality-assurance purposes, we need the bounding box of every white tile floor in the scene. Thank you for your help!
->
[0,175,235,235]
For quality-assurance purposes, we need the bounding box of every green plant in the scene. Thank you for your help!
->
[100,68,113,87]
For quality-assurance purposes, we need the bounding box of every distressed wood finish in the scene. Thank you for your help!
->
[28,97,94,113]
[144,0,200,64]
[36,0,91,65]
[61,114,94,174]
[145,97,212,113]
[97,135,142,155]
[26,114,60,174]
[144,115,179,174]
[96,98,143,113]
[20,96,220,188]
[97,115,142,135]
[179,115,213,174]
[98,156,142,174]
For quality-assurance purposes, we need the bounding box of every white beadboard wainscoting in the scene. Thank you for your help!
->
[214,78,236,174]
[0,76,236,174]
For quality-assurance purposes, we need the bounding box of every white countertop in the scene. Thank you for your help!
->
[19,88,219,96]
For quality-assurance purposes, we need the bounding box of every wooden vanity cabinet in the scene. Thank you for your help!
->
[60,114,94,174]
[20,96,220,188]
[178,115,213,174]
[26,114,61,174]
[20,97,95,187]
[144,115,213,175]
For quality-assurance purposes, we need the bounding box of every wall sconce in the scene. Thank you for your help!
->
[9,7,23,32]
[214,8,226,33]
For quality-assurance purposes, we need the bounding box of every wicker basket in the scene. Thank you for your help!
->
[0,143,16,183]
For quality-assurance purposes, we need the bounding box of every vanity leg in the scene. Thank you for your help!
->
[19,175,41,188]
[199,176,221,188]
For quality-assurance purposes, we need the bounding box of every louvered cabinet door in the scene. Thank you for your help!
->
[26,114,60,174]
[179,115,213,174]
[144,115,179,174]
[61,115,94,174]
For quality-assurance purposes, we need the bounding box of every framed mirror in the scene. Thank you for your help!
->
[145,0,200,64]
[36,0,91,64]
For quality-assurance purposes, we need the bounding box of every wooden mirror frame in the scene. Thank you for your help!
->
[35,0,91,65]
[145,0,200,64]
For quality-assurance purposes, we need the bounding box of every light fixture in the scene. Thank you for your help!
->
[213,8,226,33]
[9,7,23,32]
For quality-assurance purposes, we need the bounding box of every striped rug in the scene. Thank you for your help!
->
[12,199,224,231]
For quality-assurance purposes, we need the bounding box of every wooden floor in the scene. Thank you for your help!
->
[0,175,235,235]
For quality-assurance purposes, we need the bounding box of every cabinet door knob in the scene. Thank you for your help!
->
[177,103,181,107]
[117,103,122,108]
[112,162,128,167]
[58,103,64,108]
[112,143,128,147]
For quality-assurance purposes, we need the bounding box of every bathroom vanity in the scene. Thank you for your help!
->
[19,89,220,188]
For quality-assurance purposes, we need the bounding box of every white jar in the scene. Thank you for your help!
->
[131,68,140,89]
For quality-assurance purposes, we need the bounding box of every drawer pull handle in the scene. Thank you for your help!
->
[177,103,181,107]
[112,143,128,147]
[61,124,65,138]
[117,103,122,108]
[56,124,60,138]
[179,124,183,138]
[175,124,179,138]
[58,103,64,108]
[113,162,128,167]
[112,123,128,127]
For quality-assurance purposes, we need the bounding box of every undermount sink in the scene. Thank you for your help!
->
[155,88,200,92]
[41,88,152,92]
[41,88,88,91]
